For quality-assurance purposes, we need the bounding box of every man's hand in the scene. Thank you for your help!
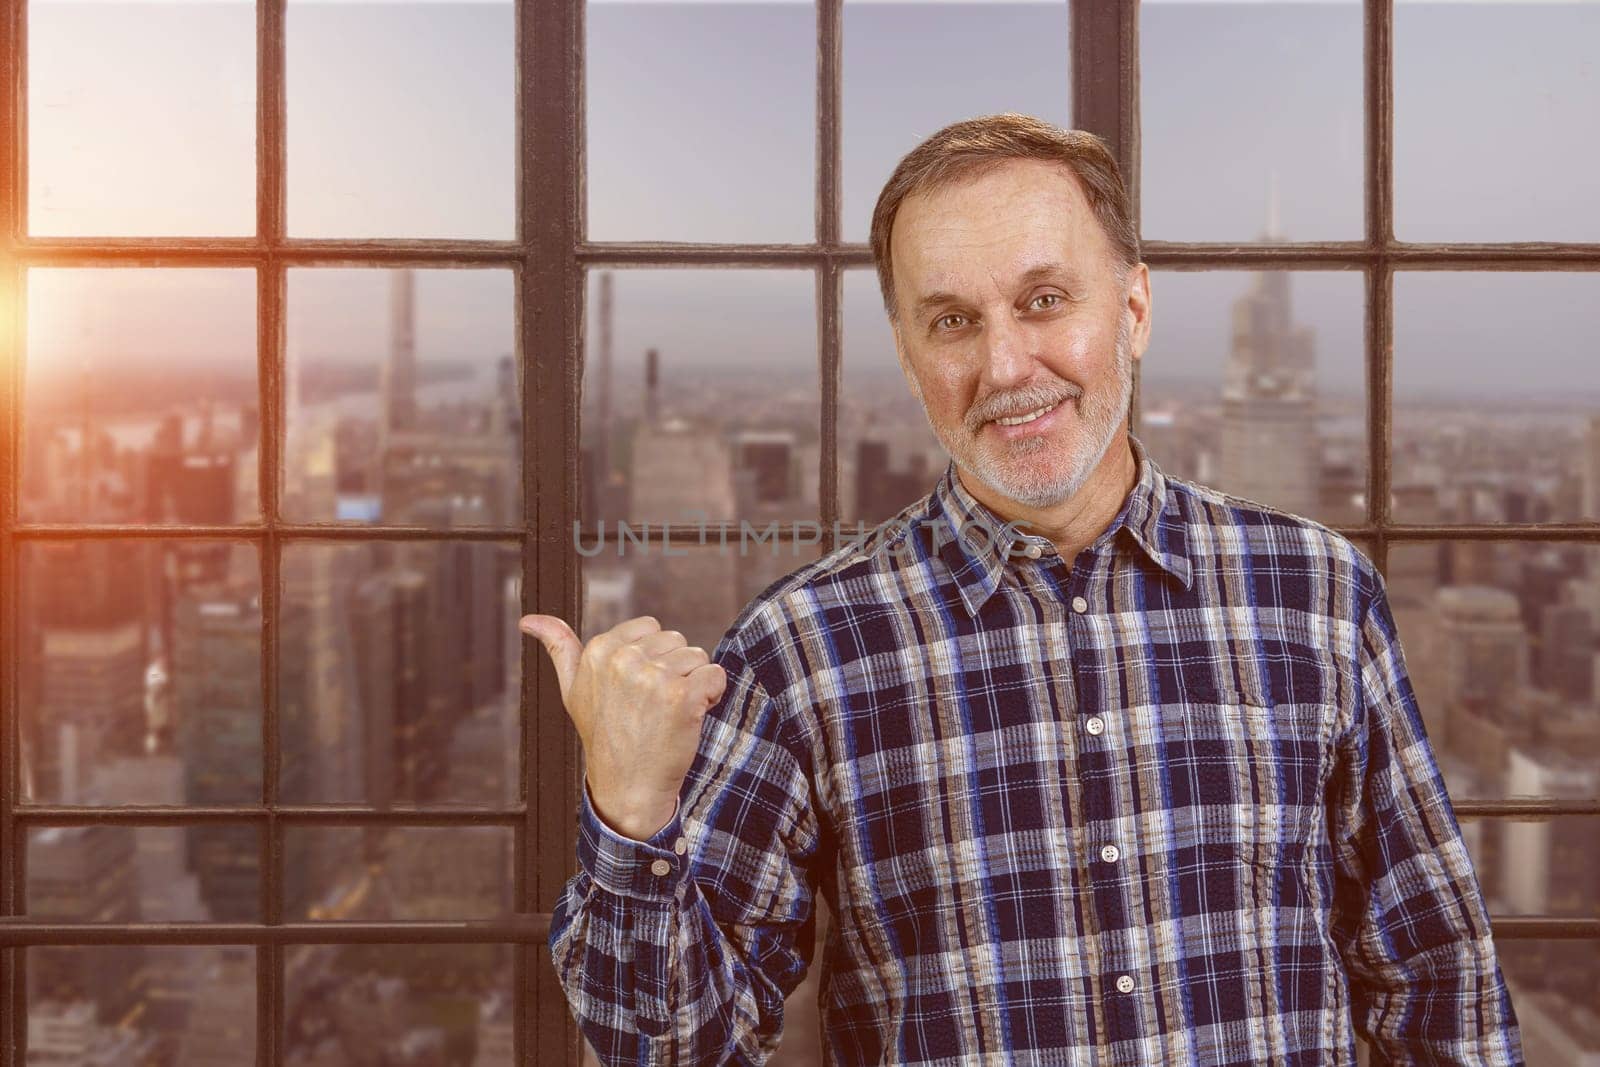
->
[520,614,728,840]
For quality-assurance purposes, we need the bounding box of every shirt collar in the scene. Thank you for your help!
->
[923,431,1193,617]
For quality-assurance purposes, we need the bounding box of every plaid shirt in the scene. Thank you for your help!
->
[551,432,1523,1066]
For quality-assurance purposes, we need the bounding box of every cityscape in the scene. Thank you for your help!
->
[11,251,1599,1064]
[19,268,523,1065]
[11,0,1599,1060]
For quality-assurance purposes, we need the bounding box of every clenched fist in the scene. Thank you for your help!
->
[520,614,728,840]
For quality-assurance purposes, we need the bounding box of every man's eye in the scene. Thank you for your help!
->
[935,314,968,331]
[1031,293,1062,310]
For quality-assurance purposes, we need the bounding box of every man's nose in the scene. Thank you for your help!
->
[977,314,1035,390]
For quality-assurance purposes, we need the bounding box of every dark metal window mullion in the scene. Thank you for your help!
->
[15,242,526,267]
[3,1,26,1064]
[0,919,554,948]
[14,807,531,827]
[0,247,18,1067]
[818,0,842,553]
[1365,0,1394,581]
[11,523,529,542]
[521,0,584,1061]
[0,268,18,1067]
[1132,244,1598,269]
[258,0,288,1063]
[1071,2,1140,217]
[1071,0,1140,429]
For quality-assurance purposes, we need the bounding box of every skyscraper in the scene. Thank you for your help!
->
[1434,584,1532,789]
[644,346,661,426]
[594,271,615,508]
[853,438,936,526]
[382,268,418,437]
[1498,738,1600,1054]
[626,416,741,652]
[732,429,796,507]
[368,268,519,528]
[19,541,149,803]
[176,947,256,1066]
[1216,220,1320,517]
[172,587,263,921]
[27,827,143,1024]
[1437,585,1529,711]
[1581,415,1600,521]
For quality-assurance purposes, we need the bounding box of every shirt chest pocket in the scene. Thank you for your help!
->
[1157,679,1333,857]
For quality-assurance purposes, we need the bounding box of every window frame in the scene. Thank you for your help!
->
[0,2,1596,1066]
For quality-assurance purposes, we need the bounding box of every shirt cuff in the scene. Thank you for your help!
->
[576,777,689,901]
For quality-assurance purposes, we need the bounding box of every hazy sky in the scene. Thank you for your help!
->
[21,0,1600,402]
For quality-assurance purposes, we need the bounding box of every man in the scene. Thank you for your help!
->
[524,114,1523,1065]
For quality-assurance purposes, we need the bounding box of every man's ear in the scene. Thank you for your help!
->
[1125,262,1152,365]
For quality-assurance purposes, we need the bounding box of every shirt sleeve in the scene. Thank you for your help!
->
[548,640,822,1066]
[1329,565,1526,1065]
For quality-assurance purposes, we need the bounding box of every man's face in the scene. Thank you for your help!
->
[888,158,1151,510]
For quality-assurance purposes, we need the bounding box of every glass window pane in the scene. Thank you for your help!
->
[587,1,814,242]
[1140,1,1361,242]
[1499,941,1600,1060]
[287,0,515,239]
[841,268,946,525]
[26,945,257,1063]
[284,268,519,527]
[1394,273,1599,524]
[1137,271,1366,528]
[19,540,262,806]
[1457,816,1600,919]
[1396,3,1600,242]
[581,269,819,528]
[1386,541,1600,802]
[28,824,259,923]
[279,541,521,807]
[287,826,513,922]
[21,269,259,524]
[584,541,823,657]
[27,0,255,237]
[842,1,1072,242]
[284,944,513,1066]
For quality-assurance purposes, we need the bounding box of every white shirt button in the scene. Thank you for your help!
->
[1023,544,1043,560]
[1085,716,1106,736]
[650,859,672,877]
[673,837,688,856]
[1115,974,1135,994]
[1100,844,1121,864]
[1071,596,1089,613]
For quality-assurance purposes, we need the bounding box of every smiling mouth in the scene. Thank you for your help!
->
[991,401,1060,427]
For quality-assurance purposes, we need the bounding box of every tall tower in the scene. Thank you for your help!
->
[1581,415,1600,520]
[596,270,614,487]
[382,268,418,435]
[644,347,661,426]
[285,327,304,443]
[1265,168,1282,242]
[1217,199,1319,517]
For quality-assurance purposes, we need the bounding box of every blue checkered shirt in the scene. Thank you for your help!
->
[551,433,1523,1066]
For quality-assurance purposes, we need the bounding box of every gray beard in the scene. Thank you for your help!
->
[936,314,1134,510]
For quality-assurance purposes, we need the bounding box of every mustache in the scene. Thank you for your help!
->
[964,381,1081,434]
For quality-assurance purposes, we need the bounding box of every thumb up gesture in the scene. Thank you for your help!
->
[520,614,727,840]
